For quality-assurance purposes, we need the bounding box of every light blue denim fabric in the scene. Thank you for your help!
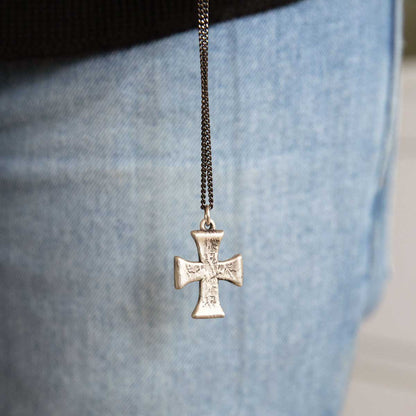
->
[0,0,402,415]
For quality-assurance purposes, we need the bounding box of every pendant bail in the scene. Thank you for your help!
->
[200,205,215,230]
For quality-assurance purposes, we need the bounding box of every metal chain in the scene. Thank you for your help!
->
[198,0,214,210]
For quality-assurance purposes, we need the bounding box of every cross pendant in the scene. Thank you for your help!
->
[174,226,243,319]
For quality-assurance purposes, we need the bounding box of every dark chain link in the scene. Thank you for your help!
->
[198,0,214,210]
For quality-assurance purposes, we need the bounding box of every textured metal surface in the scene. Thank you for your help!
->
[174,229,243,318]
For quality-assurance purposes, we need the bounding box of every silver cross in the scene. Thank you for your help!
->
[174,225,243,319]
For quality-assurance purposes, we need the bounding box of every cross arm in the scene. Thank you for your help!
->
[174,256,203,289]
[217,254,243,287]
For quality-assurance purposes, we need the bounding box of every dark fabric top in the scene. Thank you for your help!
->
[0,0,301,60]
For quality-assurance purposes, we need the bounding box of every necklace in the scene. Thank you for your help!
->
[174,0,243,319]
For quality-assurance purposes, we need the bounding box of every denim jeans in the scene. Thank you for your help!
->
[0,0,402,415]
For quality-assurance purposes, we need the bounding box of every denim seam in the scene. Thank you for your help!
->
[362,0,403,318]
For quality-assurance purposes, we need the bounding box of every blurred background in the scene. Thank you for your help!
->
[343,1,416,414]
